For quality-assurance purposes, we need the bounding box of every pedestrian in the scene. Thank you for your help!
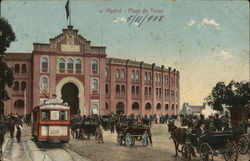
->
[16,122,23,143]
[8,117,15,138]
[0,120,6,161]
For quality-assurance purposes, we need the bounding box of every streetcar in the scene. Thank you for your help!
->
[32,102,70,143]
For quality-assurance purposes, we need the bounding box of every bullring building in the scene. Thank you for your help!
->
[2,26,180,116]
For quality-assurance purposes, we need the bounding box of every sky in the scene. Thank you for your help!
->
[1,0,249,106]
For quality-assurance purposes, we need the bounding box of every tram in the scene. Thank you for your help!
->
[32,102,70,143]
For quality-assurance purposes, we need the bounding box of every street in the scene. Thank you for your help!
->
[1,123,249,161]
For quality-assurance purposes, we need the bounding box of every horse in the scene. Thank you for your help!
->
[167,120,187,157]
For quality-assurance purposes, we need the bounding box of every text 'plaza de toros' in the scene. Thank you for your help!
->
[2,26,180,116]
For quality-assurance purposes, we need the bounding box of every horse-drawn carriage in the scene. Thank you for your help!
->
[71,120,98,139]
[116,124,152,147]
[181,128,249,161]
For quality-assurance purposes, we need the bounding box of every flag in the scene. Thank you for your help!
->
[65,0,70,19]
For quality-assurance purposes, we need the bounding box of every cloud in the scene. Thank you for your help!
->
[113,17,128,23]
[187,19,195,26]
[199,18,220,29]
[212,50,233,59]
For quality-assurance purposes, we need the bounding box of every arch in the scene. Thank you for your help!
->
[14,81,19,91]
[56,77,84,115]
[105,102,109,110]
[75,59,81,71]
[21,64,26,74]
[14,100,24,108]
[116,69,120,79]
[116,85,120,95]
[165,104,169,110]
[145,103,151,110]
[156,103,161,110]
[121,85,125,95]
[21,81,26,91]
[40,76,49,90]
[132,102,139,110]
[105,84,109,94]
[14,64,20,73]
[41,57,48,69]
[59,58,65,70]
[67,58,74,70]
[91,59,98,74]
[116,102,125,114]
[61,82,79,115]
[121,69,125,79]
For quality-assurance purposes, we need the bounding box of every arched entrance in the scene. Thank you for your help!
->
[61,82,79,115]
[116,102,125,114]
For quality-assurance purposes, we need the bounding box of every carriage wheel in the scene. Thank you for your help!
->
[181,144,191,161]
[199,143,213,161]
[223,142,238,161]
[141,132,149,147]
[125,133,133,147]
[237,135,249,155]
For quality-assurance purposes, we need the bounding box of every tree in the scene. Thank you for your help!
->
[206,80,250,122]
[0,18,16,54]
[0,17,15,103]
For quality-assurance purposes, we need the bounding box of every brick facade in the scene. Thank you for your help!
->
[2,26,180,116]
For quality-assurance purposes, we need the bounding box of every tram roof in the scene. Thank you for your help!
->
[33,103,70,110]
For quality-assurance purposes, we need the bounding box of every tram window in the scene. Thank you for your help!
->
[60,110,67,120]
[50,110,59,120]
[41,110,50,120]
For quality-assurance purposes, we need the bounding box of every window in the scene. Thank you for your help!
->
[145,103,151,109]
[67,58,73,70]
[92,104,99,115]
[136,86,139,95]
[148,72,151,81]
[145,87,148,96]
[135,71,139,80]
[144,72,147,81]
[116,85,120,95]
[60,110,68,120]
[41,110,50,120]
[59,58,65,70]
[14,100,24,108]
[166,75,169,85]
[92,79,99,91]
[116,69,120,79]
[14,81,19,91]
[156,103,161,110]
[92,60,98,74]
[156,88,158,97]
[75,59,81,71]
[105,84,109,94]
[14,64,20,73]
[121,85,125,95]
[41,57,48,69]
[165,104,169,110]
[121,69,125,79]
[131,70,135,80]
[105,103,109,110]
[21,81,26,91]
[165,89,167,98]
[159,88,162,97]
[132,102,139,110]
[149,87,152,96]
[155,73,158,82]
[172,104,174,110]
[159,74,161,83]
[105,68,108,77]
[41,77,48,89]
[21,64,26,74]
[132,86,135,94]
[51,110,59,120]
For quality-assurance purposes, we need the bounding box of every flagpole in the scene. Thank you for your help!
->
[69,0,71,26]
